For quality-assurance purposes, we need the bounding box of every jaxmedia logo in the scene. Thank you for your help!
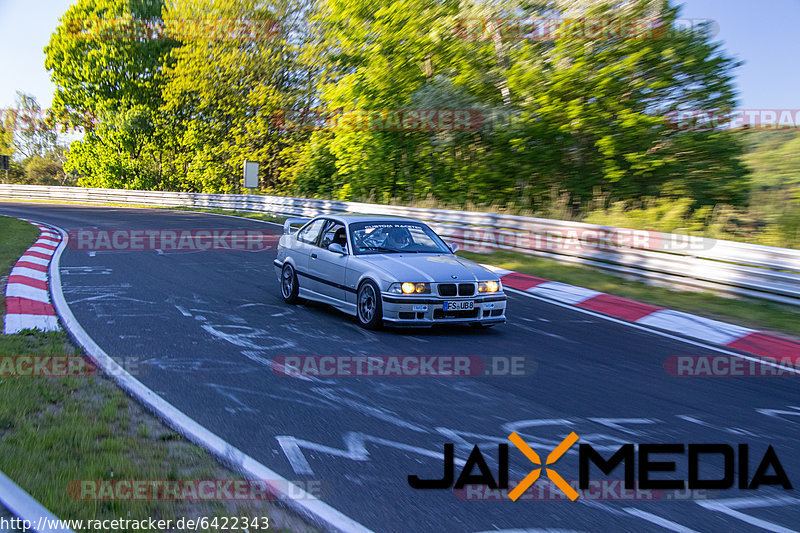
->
[68,229,278,251]
[271,355,536,377]
[409,432,792,501]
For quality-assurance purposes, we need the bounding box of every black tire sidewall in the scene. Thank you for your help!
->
[282,264,300,304]
[357,280,382,329]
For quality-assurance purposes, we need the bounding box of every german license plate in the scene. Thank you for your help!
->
[443,300,474,311]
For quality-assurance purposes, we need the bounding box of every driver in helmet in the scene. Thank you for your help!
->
[385,227,411,250]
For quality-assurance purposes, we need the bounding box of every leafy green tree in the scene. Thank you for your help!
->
[157,0,313,192]
[45,0,176,188]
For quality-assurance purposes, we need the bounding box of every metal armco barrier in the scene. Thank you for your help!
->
[2,183,799,306]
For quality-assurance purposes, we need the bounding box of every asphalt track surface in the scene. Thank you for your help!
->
[2,202,800,533]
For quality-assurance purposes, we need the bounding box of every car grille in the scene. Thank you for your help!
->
[458,283,475,296]
[438,283,475,296]
[438,284,457,296]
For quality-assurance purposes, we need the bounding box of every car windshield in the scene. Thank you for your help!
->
[349,222,450,255]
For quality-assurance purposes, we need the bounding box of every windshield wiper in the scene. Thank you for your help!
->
[361,246,401,253]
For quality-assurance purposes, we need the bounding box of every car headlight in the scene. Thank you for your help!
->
[388,282,431,294]
[478,280,501,293]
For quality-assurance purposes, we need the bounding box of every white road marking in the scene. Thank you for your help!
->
[697,497,800,533]
[5,283,49,302]
[756,406,800,422]
[676,415,758,437]
[276,432,467,476]
[505,287,800,376]
[623,508,701,533]
[637,310,756,346]
[311,388,428,433]
[9,265,47,281]
[4,314,59,334]
[17,254,50,266]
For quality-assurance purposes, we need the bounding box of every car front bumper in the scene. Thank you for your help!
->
[381,294,507,327]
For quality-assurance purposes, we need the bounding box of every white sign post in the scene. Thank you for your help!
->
[243,160,259,192]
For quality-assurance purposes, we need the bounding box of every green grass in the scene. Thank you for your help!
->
[460,250,800,339]
[0,215,309,532]
[0,216,40,310]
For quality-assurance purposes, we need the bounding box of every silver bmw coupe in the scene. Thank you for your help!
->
[273,215,507,329]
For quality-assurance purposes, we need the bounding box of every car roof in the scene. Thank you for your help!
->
[313,214,423,225]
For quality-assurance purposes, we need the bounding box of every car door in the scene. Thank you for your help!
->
[293,218,327,293]
[307,219,349,301]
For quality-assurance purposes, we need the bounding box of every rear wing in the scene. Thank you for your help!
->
[283,218,310,234]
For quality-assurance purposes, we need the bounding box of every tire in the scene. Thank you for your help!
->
[356,280,383,329]
[281,263,300,304]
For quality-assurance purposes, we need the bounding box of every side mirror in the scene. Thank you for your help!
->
[328,243,347,254]
[448,241,460,253]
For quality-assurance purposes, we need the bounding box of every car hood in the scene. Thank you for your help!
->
[359,253,498,283]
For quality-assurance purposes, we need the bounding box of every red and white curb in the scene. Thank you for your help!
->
[3,220,61,334]
[485,266,800,360]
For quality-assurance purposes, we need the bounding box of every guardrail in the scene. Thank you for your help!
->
[2,183,799,306]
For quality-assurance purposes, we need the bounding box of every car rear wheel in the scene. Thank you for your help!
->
[281,264,300,304]
[357,280,382,329]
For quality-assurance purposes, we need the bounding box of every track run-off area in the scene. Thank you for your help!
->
[2,202,799,533]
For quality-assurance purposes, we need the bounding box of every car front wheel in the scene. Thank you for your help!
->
[281,263,300,304]
[357,280,382,329]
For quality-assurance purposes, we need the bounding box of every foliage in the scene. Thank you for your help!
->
[41,0,784,244]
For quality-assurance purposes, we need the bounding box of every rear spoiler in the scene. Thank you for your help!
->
[283,218,310,234]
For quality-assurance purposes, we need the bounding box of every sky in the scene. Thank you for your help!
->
[0,0,798,110]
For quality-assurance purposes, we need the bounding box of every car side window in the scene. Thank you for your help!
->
[320,220,347,250]
[297,219,326,245]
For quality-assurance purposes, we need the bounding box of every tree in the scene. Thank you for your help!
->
[9,92,57,159]
[157,0,314,192]
[45,0,177,188]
